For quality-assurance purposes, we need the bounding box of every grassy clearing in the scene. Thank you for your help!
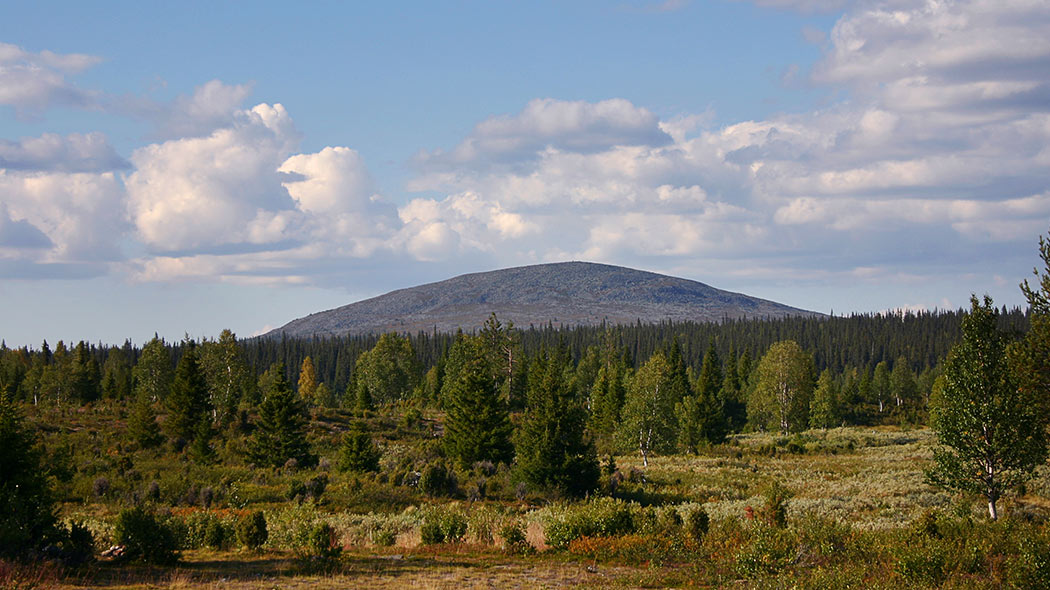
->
[25,417,1050,589]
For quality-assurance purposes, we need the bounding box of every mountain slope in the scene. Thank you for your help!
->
[266,261,820,338]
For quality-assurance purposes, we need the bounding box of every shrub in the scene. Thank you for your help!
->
[760,481,792,528]
[58,521,95,565]
[733,526,797,578]
[419,461,456,497]
[92,476,110,498]
[236,511,268,550]
[1007,532,1050,589]
[421,509,467,545]
[686,507,710,541]
[894,539,948,586]
[420,519,445,545]
[543,498,636,549]
[306,522,341,561]
[372,527,397,547]
[113,506,179,565]
[500,522,532,554]
[204,519,232,550]
[304,474,328,502]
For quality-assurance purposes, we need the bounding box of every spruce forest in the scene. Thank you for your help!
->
[2,234,1050,589]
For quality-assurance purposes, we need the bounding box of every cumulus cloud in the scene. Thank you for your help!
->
[0,42,101,115]
[393,0,1050,294]
[414,98,672,174]
[0,169,127,275]
[0,132,128,172]
[126,103,304,253]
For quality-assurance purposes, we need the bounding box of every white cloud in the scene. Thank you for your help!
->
[0,169,127,272]
[125,103,303,253]
[0,42,101,115]
[415,98,672,173]
[0,132,128,172]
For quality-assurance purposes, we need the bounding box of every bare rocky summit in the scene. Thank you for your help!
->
[266,261,820,338]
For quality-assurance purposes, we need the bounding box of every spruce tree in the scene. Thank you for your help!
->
[248,363,316,468]
[442,337,513,468]
[0,389,58,557]
[70,341,101,403]
[164,341,211,442]
[515,349,598,497]
[127,392,163,449]
[338,423,381,473]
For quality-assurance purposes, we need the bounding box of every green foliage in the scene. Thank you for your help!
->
[420,509,467,545]
[236,510,268,550]
[306,522,342,560]
[126,392,163,449]
[198,329,253,423]
[499,522,532,554]
[808,369,840,429]
[543,498,636,549]
[133,336,172,402]
[0,389,57,558]
[685,506,710,541]
[247,363,316,469]
[164,340,212,442]
[515,348,599,497]
[927,295,1049,520]
[418,461,456,497]
[441,336,513,468]
[113,506,179,565]
[353,334,419,406]
[749,340,814,433]
[337,424,381,473]
[619,352,680,466]
[759,481,793,528]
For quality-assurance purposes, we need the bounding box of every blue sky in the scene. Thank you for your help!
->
[1,0,1048,348]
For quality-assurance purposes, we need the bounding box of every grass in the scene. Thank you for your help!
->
[22,400,1050,588]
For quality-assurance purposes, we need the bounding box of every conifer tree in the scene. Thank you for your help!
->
[101,346,133,400]
[165,341,212,442]
[871,361,890,414]
[338,423,381,473]
[188,419,216,464]
[0,388,58,557]
[127,392,163,449]
[442,337,513,468]
[515,348,598,497]
[248,363,316,468]
[589,361,627,455]
[70,341,101,403]
[677,341,729,450]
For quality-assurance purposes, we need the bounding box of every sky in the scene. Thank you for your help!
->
[1,0,1048,348]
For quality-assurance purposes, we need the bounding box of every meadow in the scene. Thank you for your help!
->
[9,401,1050,589]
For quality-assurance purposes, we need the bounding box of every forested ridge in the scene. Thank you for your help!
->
[2,306,1025,408]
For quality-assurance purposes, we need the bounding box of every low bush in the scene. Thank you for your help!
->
[236,511,268,550]
[420,509,467,545]
[113,506,179,565]
[500,522,532,554]
[543,498,636,549]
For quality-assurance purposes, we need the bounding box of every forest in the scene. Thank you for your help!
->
[2,234,1049,589]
